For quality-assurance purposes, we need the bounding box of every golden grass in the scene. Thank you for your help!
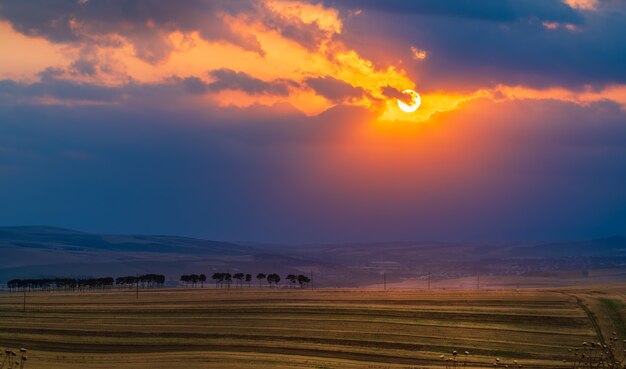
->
[0,287,620,368]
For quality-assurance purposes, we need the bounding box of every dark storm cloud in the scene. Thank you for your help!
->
[170,71,301,97]
[181,72,293,96]
[257,5,340,51]
[0,69,121,102]
[0,73,198,106]
[332,0,626,89]
[0,0,341,63]
[0,0,264,62]
[380,86,413,104]
[71,57,97,76]
[0,68,297,106]
[68,47,106,76]
[304,76,365,102]
[206,69,297,96]
[181,77,209,95]
[325,0,584,24]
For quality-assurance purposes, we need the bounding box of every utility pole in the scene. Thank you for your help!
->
[136,274,139,300]
[383,272,386,291]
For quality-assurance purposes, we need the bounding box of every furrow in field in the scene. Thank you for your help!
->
[0,332,573,362]
[0,311,592,335]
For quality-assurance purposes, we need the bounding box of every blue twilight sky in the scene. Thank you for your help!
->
[0,0,625,243]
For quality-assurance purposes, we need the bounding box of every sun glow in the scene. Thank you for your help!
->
[397,89,421,113]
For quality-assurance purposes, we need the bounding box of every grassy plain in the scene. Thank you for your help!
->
[0,286,624,368]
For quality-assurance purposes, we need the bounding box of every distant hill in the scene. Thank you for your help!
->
[1,226,625,287]
[0,226,253,255]
[506,236,626,258]
[0,226,283,284]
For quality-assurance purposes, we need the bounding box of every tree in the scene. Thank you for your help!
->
[189,274,200,288]
[212,272,223,288]
[267,273,280,288]
[155,274,166,288]
[223,273,232,289]
[256,273,266,288]
[7,275,161,293]
[233,273,244,288]
[286,274,297,288]
[297,275,310,288]
[180,275,190,287]
[199,274,207,288]
[245,274,252,287]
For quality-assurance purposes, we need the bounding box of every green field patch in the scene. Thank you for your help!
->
[598,298,626,337]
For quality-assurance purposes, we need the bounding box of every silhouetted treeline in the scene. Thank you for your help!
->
[116,274,165,288]
[199,272,311,288]
[287,274,311,288]
[7,277,114,292]
[179,274,207,288]
[6,272,311,292]
[7,274,165,292]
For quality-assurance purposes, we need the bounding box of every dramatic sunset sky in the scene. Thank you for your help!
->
[1,0,625,242]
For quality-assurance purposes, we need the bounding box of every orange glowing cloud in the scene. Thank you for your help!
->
[378,84,626,123]
[0,0,621,124]
[492,84,626,108]
[0,21,69,81]
[410,46,428,60]
[0,0,416,115]
[264,0,343,35]
[562,0,599,10]
[380,90,490,123]
[133,1,415,116]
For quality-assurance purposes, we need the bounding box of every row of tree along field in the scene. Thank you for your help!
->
[5,272,312,292]
[181,273,311,288]
[6,275,166,291]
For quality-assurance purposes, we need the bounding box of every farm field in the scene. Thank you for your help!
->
[0,287,624,369]
[365,268,626,290]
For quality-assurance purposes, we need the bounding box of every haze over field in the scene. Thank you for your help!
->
[2,226,626,288]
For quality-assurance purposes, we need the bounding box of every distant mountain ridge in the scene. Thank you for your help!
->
[0,225,252,255]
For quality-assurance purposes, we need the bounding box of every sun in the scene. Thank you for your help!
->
[397,89,421,113]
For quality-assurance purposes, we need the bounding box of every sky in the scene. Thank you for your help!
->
[0,0,625,243]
